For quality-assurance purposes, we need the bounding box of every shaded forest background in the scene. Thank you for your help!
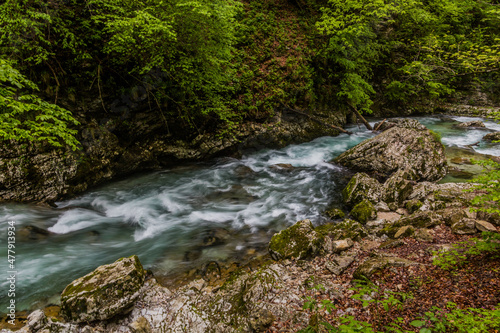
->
[0,0,499,149]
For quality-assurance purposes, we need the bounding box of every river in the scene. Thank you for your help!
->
[0,115,499,312]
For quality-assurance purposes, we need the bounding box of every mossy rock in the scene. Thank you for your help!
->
[324,208,345,220]
[268,220,323,260]
[353,256,419,280]
[451,218,478,235]
[316,219,368,242]
[382,169,414,205]
[61,255,145,323]
[399,211,442,228]
[350,199,376,224]
[394,225,415,239]
[405,200,423,214]
[342,173,381,207]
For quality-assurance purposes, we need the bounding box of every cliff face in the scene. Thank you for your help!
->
[0,106,347,203]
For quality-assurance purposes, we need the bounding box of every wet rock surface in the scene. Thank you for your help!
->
[0,109,347,203]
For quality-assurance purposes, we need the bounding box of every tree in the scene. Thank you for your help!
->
[316,0,500,114]
[0,59,79,150]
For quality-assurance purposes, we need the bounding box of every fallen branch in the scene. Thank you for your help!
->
[281,104,353,134]
[347,102,373,131]
[373,119,387,131]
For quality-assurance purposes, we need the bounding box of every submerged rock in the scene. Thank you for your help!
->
[18,225,53,241]
[61,255,146,322]
[268,220,323,260]
[334,125,447,181]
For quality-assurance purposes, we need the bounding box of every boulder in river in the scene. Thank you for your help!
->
[61,255,146,322]
[268,219,323,260]
[483,131,500,141]
[334,124,447,182]
[456,120,485,128]
[374,118,427,131]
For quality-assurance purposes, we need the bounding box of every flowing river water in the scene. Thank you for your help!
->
[1,115,499,313]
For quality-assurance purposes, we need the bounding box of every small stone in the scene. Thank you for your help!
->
[130,316,152,333]
[451,218,477,235]
[379,239,405,249]
[396,208,408,215]
[268,220,323,260]
[324,208,345,219]
[27,310,47,332]
[388,202,399,211]
[350,199,376,224]
[331,238,354,253]
[414,228,434,242]
[248,309,275,332]
[353,256,419,280]
[342,173,382,207]
[375,201,391,212]
[325,255,356,275]
[475,220,498,233]
[394,225,415,239]
[405,200,423,214]
[377,212,401,223]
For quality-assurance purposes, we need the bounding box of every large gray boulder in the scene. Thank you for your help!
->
[334,126,447,181]
[61,255,146,323]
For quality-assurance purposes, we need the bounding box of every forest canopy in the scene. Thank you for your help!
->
[0,0,499,147]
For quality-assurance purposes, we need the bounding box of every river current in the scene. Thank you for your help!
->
[1,115,499,312]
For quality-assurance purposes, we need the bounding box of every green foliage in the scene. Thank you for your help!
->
[0,59,79,150]
[432,232,500,271]
[316,0,500,113]
[301,281,499,333]
[468,158,500,214]
[411,302,500,333]
[300,281,412,332]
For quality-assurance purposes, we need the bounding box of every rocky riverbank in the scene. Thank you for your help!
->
[3,118,499,333]
[0,108,347,203]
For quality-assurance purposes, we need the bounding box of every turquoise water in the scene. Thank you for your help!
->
[0,115,498,312]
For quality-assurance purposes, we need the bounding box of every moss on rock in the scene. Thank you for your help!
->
[268,220,323,260]
[350,199,376,224]
[61,255,145,323]
[315,219,368,242]
[342,173,381,207]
